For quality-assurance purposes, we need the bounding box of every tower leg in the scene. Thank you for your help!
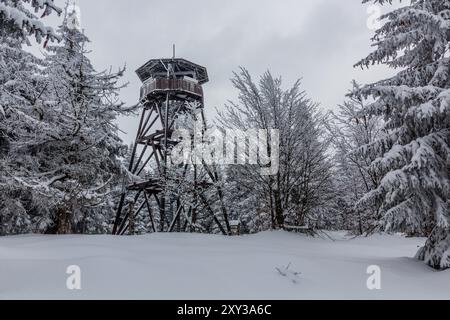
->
[113,84,230,236]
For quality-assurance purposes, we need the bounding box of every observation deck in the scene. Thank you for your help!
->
[136,58,208,102]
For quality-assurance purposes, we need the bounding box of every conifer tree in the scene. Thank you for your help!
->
[39,6,130,233]
[356,0,450,269]
[0,0,61,235]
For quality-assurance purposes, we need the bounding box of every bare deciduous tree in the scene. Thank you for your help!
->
[217,68,334,232]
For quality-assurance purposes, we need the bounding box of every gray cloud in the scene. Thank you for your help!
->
[37,0,403,145]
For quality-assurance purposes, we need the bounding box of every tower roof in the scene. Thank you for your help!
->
[136,58,209,85]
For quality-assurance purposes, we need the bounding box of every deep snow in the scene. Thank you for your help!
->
[0,231,449,300]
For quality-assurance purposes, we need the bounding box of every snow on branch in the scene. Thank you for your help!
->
[0,0,61,43]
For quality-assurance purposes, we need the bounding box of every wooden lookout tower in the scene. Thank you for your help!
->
[113,55,231,235]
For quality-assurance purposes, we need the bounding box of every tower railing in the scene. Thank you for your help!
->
[140,78,203,100]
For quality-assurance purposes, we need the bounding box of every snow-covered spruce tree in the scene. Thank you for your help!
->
[37,8,130,234]
[356,0,450,269]
[327,81,382,234]
[0,0,61,235]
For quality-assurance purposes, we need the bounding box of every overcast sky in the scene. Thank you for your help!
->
[40,0,403,145]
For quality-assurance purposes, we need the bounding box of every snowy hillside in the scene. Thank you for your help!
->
[0,231,448,300]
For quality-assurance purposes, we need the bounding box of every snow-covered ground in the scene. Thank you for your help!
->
[0,231,449,300]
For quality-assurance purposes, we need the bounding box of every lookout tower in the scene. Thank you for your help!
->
[113,56,231,236]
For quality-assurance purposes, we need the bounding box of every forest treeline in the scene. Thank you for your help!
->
[0,0,448,270]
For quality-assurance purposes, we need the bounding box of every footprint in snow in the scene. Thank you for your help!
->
[276,263,301,284]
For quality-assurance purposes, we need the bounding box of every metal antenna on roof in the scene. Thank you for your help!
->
[173,44,176,59]
[160,59,168,72]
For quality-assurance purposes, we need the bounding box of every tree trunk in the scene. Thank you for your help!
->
[268,187,276,229]
[56,207,71,235]
[274,189,284,229]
